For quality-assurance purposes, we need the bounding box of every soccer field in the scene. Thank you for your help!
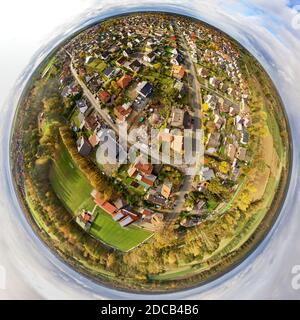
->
[90,208,153,252]
[50,142,153,251]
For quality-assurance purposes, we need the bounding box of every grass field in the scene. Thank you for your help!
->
[86,59,107,73]
[90,208,153,252]
[50,142,153,251]
[50,144,93,214]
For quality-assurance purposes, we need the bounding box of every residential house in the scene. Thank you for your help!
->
[128,59,141,72]
[136,81,153,98]
[198,67,209,78]
[218,98,230,113]
[116,56,127,66]
[76,99,89,114]
[114,103,132,122]
[118,208,139,227]
[226,144,236,161]
[161,180,172,199]
[103,66,115,79]
[100,51,110,60]
[136,173,157,190]
[171,65,185,79]
[205,94,217,110]
[88,133,100,148]
[117,74,132,89]
[91,190,117,217]
[98,90,110,104]
[84,112,99,131]
[240,130,249,145]
[159,128,174,143]
[77,137,92,156]
[209,76,217,87]
[236,147,247,161]
[234,115,244,131]
[169,108,185,128]
[229,104,240,116]
[144,51,156,63]
[123,47,133,58]
[76,210,95,231]
[113,198,127,210]
[145,191,167,207]
[171,53,184,65]
[200,167,215,181]
[214,114,224,129]
[207,132,220,148]
[171,129,184,154]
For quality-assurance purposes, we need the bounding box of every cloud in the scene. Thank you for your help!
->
[1,0,300,299]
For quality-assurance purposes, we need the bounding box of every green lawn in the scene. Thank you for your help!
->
[50,142,153,251]
[90,208,153,252]
[86,59,107,73]
[49,144,93,214]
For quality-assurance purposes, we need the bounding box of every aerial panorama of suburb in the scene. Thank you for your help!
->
[11,12,290,293]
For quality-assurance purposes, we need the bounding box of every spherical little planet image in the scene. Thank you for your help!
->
[11,12,290,293]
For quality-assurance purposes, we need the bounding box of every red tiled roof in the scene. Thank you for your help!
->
[84,113,98,131]
[135,161,153,175]
[88,133,99,147]
[121,209,139,221]
[92,190,117,215]
[172,65,185,79]
[98,91,110,103]
[102,202,117,215]
[141,175,155,187]
[117,74,132,89]
[113,105,132,121]
[142,209,152,216]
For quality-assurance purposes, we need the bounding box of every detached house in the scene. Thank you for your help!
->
[236,147,247,161]
[136,81,153,98]
[117,74,132,89]
[144,51,156,63]
[114,103,132,122]
[128,59,141,72]
[98,90,110,104]
[198,67,209,78]
[207,132,220,148]
[103,66,115,79]
[171,65,185,79]
[123,47,133,58]
[76,210,95,231]
[240,130,249,145]
[77,137,92,157]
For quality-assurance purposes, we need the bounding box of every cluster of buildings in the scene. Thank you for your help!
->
[75,188,164,232]
[127,156,175,209]
[57,13,254,230]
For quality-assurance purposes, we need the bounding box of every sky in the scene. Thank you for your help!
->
[0,0,300,299]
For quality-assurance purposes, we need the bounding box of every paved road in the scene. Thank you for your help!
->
[70,62,120,133]
[69,51,201,226]
[165,24,204,225]
[70,59,162,163]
